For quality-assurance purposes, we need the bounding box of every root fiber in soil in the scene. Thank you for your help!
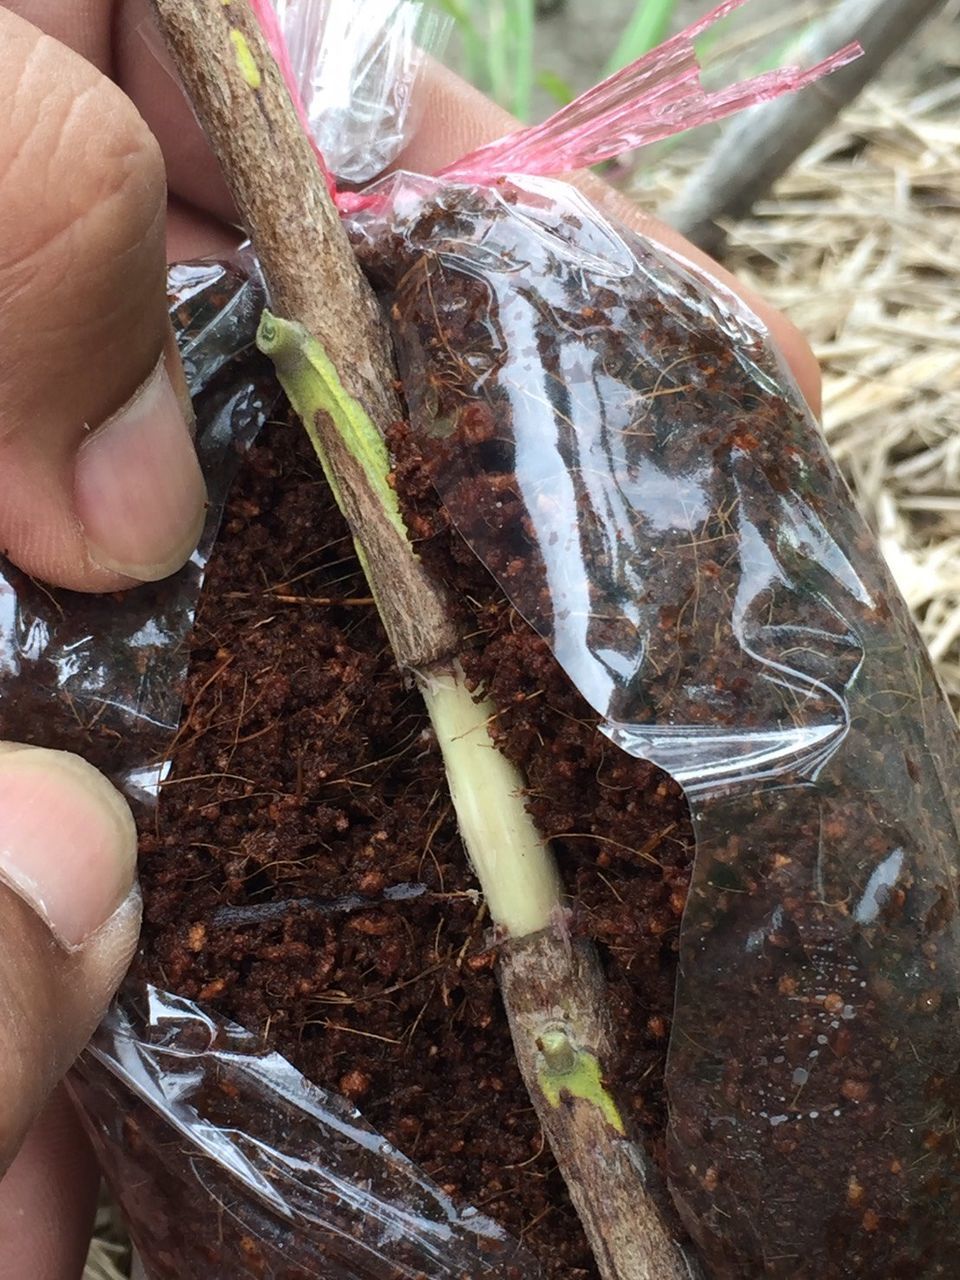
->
[134,415,694,1278]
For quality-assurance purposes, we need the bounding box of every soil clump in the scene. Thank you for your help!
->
[136,413,694,1277]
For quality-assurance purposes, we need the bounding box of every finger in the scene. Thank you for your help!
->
[166,194,242,264]
[0,10,207,590]
[115,0,238,225]
[5,0,237,226]
[6,0,242,260]
[399,65,823,416]
[0,1090,99,1280]
[0,746,140,1175]
[2,0,113,70]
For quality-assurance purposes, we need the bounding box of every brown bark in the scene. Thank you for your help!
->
[500,928,690,1280]
[148,5,691,1277]
[153,0,389,418]
[151,0,456,671]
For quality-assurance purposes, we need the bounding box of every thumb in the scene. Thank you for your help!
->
[0,746,140,1174]
[0,10,206,592]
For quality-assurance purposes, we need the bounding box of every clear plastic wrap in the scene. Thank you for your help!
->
[0,253,271,787]
[73,987,537,1279]
[255,0,450,183]
[346,167,960,1277]
[30,259,537,1280]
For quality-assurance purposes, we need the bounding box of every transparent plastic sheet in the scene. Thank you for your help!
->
[72,989,537,1279]
[347,173,960,1275]
[257,0,450,184]
[0,253,271,793]
[0,256,540,1278]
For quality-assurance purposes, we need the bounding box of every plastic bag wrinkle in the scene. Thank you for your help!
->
[256,0,450,184]
[0,255,272,773]
[347,170,960,1276]
[72,987,540,1279]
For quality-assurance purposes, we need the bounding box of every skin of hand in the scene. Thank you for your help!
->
[0,4,823,1278]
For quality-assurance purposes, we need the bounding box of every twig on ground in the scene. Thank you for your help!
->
[666,0,949,255]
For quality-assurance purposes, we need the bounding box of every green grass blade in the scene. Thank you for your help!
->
[509,0,536,121]
[536,68,575,106]
[433,0,486,90]
[485,0,512,115]
[604,0,679,76]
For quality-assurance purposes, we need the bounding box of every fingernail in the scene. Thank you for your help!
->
[74,353,207,582]
[0,747,138,949]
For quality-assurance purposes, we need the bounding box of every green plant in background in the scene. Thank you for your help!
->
[604,0,679,76]
[436,0,537,117]
[434,0,687,119]
[433,0,809,130]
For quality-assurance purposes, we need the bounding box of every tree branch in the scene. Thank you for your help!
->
[666,0,948,256]
[499,930,695,1280]
[149,5,690,1277]
[152,0,457,670]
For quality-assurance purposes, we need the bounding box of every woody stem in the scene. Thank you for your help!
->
[150,4,690,1277]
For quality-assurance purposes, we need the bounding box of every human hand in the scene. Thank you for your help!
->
[0,5,822,1278]
[0,4,235,1276]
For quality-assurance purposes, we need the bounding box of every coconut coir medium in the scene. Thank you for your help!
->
[349,177,960,1279]
[135,185,955,1274]
[134,409,694,1279]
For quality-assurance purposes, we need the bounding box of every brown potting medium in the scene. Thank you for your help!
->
[133,169,960,1277]
[135,413,694,1279]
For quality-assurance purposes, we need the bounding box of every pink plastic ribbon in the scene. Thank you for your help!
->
[440,0,860,181]
[251,0,862,208]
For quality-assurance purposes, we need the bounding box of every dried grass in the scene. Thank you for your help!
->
[735,82,960,705]
[85,23,959,1280]
[84,1192,131,1280]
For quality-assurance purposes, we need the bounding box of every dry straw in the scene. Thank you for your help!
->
[694,77,960,705]
[84,1194,130,1280]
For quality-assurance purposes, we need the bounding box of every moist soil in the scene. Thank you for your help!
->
[354,178,960,1278]
[135,412,695,1278]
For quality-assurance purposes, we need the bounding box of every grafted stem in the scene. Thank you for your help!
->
[150,5,689,1277]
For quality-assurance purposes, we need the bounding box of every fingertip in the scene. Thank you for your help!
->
[0,746,138,950]
[770,323,823,419]
[0,747,141,1174]
[0,9,207,593]
[395,63,516,177]
[74,341,208,585]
